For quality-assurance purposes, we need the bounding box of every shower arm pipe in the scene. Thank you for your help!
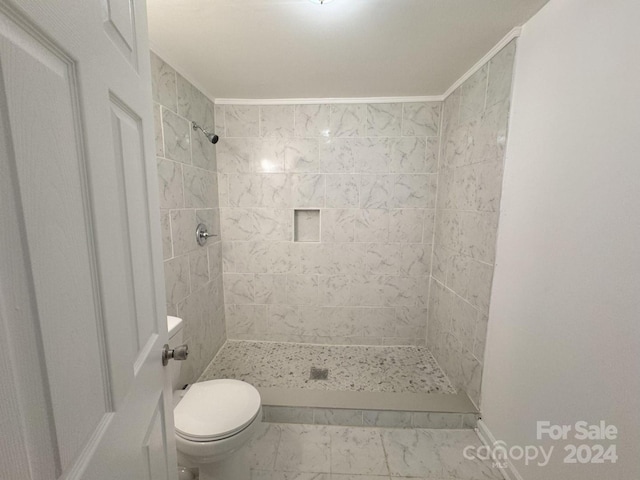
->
[191,121,219,144]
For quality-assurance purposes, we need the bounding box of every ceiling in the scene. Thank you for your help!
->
[146,0,549,100]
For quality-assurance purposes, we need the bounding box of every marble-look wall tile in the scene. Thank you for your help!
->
[319,276,352,306]
[183,166,217,208]
[224,273,255,304]
[162,108,191,164]
[261,105,295,138]
[226,304,267,335]
[287,274,319,305]
[189,248,210,291]
[176,74,207,127]
[359,175,391,209]
[402,102,441,136]
[216,138,256,173]
[170,209,197,255]
[486,40,516,108]
[220,207,257,241]
[459,65,488,124]
[254,274,288,305]
[150,53,177,112]
[365,244,401,275]
[321,209,355,243]
[191,131,216,171]
[366,103,402,136]
[226,105,259,137]
[313,409,363,426]
[389,209,424,243]
[160,211,172,260]
[451,296,477,353]
[319,138,357,173]
[389,137,426,173]
[353,138,391,173]
[291,174,325,207]
[400,244,431,276]
[363,410,412,428]
[330,104,365,137]
[354,209,389,243]
[325,175,359,208]
[255,208,291,241]
[262,406,314,424]
[295,104,330,137]
[256,139,286,173]
[208,241,222,276]
[474,313,488,362]
[392,174,437,208]
[157,158,183,209]
[217,100,449,345]
[285,139,319,172]
[429,42,516,407]
[411,412,463,428]
[151,54,226,383]
[164,255,190,304]
[423,209,436,244]
[214,105,225,137]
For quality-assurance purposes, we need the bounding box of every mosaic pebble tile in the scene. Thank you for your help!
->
[199,340,455,394]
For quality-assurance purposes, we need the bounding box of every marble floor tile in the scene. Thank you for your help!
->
[380,428,445,477]
[252,471,330,480]
[274,424,332,473]
[432,430,503,480]
[246,423,282,470]
[247,423,503,480]
[329,427,389,475]
[199,340,455,394]
[330,476,390,480]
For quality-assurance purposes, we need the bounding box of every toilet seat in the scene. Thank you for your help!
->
[174,379,261,442]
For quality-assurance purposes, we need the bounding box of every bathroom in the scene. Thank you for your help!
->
[0,1,638,480]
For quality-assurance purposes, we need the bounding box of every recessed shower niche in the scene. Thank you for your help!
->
[293,209,320,242]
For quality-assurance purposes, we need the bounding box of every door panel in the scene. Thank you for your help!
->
[109,96,157,355]
[102,0,139,68]
[0,9,110,470]
[142,400,172,480]
[0,0,176,478]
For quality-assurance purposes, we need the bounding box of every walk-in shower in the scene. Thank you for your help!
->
[152,34,516,429]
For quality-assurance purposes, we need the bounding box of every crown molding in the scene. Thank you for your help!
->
[442,26,522,100]
[214,96,443,105]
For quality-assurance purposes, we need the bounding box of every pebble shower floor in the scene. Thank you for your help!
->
[200,340,456,394]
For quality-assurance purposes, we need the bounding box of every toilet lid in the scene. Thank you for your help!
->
[174,379,261,442]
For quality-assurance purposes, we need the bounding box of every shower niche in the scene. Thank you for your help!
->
[293,209,320,243]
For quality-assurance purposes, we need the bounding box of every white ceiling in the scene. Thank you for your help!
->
[146,0,549,100]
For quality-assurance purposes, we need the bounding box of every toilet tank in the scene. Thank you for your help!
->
[167,315,185,391]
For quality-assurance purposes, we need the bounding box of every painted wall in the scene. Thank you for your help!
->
[216,102,440,345]
[150,53,226,383]
[482,1,640,478]
[427,41,516,407]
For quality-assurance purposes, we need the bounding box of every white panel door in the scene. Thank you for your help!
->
[0,0,177,479]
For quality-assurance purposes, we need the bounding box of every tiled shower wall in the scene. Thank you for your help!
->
[428,41,516,406]
[150,53,226,383]
[217,102,441,345]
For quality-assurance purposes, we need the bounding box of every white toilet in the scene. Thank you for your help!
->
[167,316,262,480]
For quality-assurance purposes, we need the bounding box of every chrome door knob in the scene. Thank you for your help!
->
[162,343,189,366]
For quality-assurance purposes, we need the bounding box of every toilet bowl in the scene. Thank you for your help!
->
[168,316,261,480]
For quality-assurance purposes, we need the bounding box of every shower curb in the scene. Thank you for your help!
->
[259,387,480,429]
